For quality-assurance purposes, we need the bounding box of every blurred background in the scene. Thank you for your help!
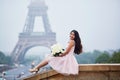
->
[0,0,120,79]
[0,0,120,53]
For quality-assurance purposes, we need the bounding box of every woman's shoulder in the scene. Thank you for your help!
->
[68,40,75,45]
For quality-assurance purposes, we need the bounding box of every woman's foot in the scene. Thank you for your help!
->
[29,68,39,73]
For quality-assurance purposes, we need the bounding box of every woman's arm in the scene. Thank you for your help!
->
[59,40,75,57]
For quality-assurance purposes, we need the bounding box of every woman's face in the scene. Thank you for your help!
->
[70,32,75,40]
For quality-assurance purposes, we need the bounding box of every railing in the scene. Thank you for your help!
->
[21,64,120,80]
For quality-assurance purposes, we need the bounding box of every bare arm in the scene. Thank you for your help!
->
[59,40,75,57]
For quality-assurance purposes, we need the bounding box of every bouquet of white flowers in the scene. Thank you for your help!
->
[51,43,64,57]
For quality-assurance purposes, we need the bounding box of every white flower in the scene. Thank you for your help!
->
[51,43,64,56]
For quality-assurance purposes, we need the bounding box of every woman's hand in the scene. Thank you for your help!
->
[59,53,64,57]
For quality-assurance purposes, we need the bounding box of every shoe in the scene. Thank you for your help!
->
[29,68,39,73]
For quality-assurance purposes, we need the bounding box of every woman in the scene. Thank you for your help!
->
[29,30,82,75]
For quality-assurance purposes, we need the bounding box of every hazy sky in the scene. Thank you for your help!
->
[0,0,120,54]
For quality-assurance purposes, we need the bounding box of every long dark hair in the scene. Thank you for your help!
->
[71,30,82,54]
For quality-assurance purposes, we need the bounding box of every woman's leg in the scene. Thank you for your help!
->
[29,58,49,72]
[35,58,49,69]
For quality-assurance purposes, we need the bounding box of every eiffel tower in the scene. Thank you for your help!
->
[11,0,56,64]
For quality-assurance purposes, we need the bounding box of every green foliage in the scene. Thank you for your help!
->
[95,49,120,63]
[75,50,102,64]
[0,51,12,65]
[76,49,120,64]
[110,50,120,63]
[95,53,110,63]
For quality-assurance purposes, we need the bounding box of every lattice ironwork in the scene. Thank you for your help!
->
[11,0,56,64]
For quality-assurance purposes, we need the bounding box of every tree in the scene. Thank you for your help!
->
[0,51,12,65]
[0,51,6,64]
[110,50,120,63]
[95,53,110,63]
[75,50,102,64]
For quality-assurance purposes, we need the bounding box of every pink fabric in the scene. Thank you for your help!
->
[48,46,79,75]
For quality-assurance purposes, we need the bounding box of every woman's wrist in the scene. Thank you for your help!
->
[59,53,64,57]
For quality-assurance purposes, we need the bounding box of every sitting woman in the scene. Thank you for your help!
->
[29,30,83,75]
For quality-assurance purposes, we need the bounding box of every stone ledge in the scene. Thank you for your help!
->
[21,64,120,80]
[79,64,120,71]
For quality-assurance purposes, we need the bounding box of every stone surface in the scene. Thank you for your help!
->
[22,64,120,80]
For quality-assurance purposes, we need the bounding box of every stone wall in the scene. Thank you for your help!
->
[21,64,120,80]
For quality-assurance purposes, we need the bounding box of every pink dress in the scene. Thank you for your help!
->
[48,45,79,75]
